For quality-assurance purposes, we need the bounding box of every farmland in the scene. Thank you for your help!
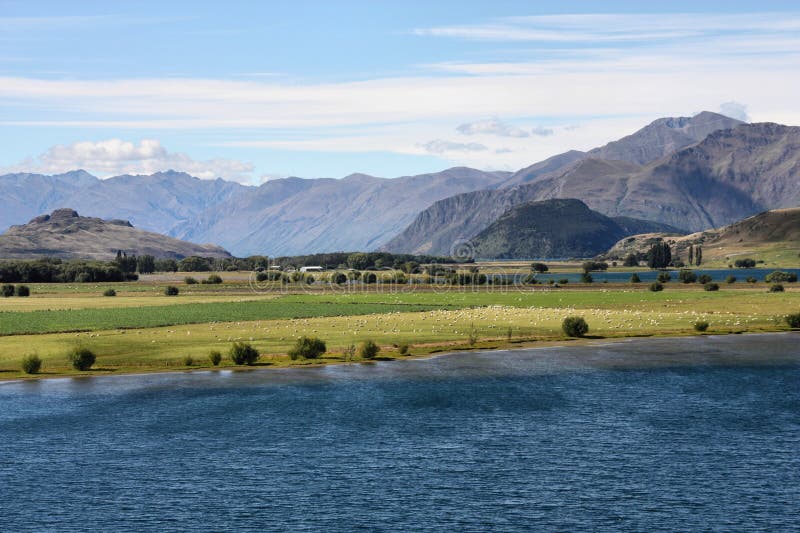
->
[1,271,798,379]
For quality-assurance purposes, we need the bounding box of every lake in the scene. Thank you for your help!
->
[525,267,800,284]
[1,333,799,531]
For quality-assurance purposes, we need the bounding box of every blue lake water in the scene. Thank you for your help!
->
[1,333,799,531]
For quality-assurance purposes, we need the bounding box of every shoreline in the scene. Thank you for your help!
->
[3,328,796,384]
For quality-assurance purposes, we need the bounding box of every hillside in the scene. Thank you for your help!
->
[385,119,800,256]
[0,209,231,260]
[0,168,508,256]
[604,208,800,266]
[470,199,682,259]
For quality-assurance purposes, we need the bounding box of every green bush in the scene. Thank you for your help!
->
[725,275,737,284]
[165,286,180,296]
[103,288,117,297]
[15,285,30,297]
[765,271,797,283]
[331,272,348,284]
[697,274,713,284]
[746,276,757,284]
[363,272,377,284]
[649,282,663,292]
[704,282,720,292]
[357,340,380,360]
[580,272,593,283]
[557,278,569,285]
[183,355,194,366]
[769,284,785,293]
[629,273,641,283]
[693,321,710,332]
[785,313,800,329]
[734,258,756,268]
[288,336,327,360]
[21,353,42,374]
[208,350,222,366]
[203,274,223,284]
[2,284,15,297]
[68,347,96,371]
[229,342,260,365]
[184,277,198,284]
[678,269,697,283]
[398,343,409,355]
[657,272,672,283]
[562,316,589,337]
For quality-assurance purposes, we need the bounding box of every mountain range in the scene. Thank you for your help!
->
[2,110,799,258]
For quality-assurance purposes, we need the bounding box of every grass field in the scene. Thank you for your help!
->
[1,274,798,379]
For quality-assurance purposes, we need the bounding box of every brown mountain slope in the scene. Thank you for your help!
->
[0,209,231,260]
[384,121,800,256]
[604,208,800,266]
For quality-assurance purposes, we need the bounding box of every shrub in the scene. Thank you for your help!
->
[746,276,757,284]
[204,274,223,284]
[255,272,268,282]
[704,282,720,292]
[357,340,380,360]
[769,284,785,293]
[21,353,42,374]
[657,272,672,283]
[288,336,327,360]
[623,253,639,267]
[693,321,710,332]
[103,288,117,297]
[184,277,198,284]
[629,273,641,283]
[531,262,549,273]
[522,274,539,285]
[734,258,756,268]
[785,313,800,329]
[649,282,664,292]
[208,350,222,366]
[183,355,194,366]
[725,275,737,284]
[562,316,589,337]
[398,343,409,355]
[1,284,15,297]
[678,270,697,283]
[580,272,593,283]
[68,347,96,371]
[363,272,377,284]
[229,342,260,365]
[697,274,713,284]
[766,271,797,283]
[15,285,30,297]
[165,286,179,296]
[331,272,348,284]
[554,278,567,285]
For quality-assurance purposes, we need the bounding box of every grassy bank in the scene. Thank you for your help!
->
[1,276,798,380]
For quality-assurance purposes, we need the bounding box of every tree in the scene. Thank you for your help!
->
[531,262,549,273]
[688,245,694,266]
[704,282,720,291]
[623,253,639,267]
[734,258,756,268]
[229,342,260,365]
[786,313,800,329]
[208,350,222,366]
[346,252,370,270]
[647,242,672,269]
[331,272,348,284]
[137,255,156,274]
[580,272,593,283]
[629,273,641,283]
[695,246,703,266]
[68,347,96,371]
[178,256,211,272]
[15,285,30,297]
[678,269,697,283]
[649,282,664,292]
[562,316,589,337]
[694,321,709,332]
[1,284,14,297]
[21,354,42,374]
[765,271,797,283]
[164,286,179,296]
[357,340,380,359]
[288,336,327,360]
[114,251,137,274]
[697,274,713,284]
[657,272,671,283]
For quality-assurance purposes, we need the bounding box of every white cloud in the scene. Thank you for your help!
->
[420,139,488,154]
[531,126,554,137]
[0,139,255,182]
[457,118,529,137]
[719,101,750,122]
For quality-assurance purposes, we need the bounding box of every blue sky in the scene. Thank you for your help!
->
[1,0,800,183]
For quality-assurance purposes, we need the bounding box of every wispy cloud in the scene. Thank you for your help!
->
[530,126,554,137]
[420,139,488,154]
[0,139,255,182]
[457,118,529,138]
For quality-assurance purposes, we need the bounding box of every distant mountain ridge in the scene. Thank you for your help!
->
[385,115,800,255]
[0,167,510,256]
[0,208,231,260]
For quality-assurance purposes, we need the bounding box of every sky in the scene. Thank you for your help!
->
[1,0,800,184]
